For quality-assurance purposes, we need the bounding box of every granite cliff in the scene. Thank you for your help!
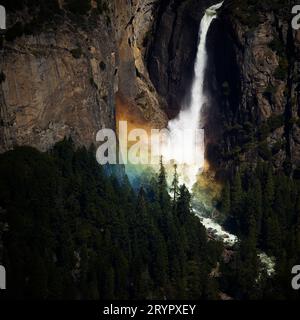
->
[1,0,300,177]
[205,0,300,177]
[0,0,167,153]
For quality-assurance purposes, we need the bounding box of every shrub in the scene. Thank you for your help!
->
[267,114,284,131]
[232,1,261,28]
[258,114,284,140]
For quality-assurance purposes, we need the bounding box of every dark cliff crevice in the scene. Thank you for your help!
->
[205,13,242,176]
[146,0,217,119]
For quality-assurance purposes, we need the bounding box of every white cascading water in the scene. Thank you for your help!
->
[161,2,224,189]
[161,2,239,246]
[161,2,276,274]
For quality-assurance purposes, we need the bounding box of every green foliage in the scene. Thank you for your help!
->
[0,140,221,299]
[258,114,284,142]
[170,164,180,203]
[223,113,285,161]
[158,156,170,212]
[231,171,243,220]
[220,164,300,299]
[230,0,261,28]
[220,182,231,216]
[267,114,285,131]
[228,0,290,31]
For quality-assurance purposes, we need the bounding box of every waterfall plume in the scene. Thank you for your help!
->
[160,2,223,189]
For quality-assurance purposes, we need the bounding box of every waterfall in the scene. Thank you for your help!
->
[160,2,239,246]
[161,2,223,189]
[160,3,276,275]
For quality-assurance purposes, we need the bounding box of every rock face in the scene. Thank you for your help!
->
[0,1,118,152]
[0,0,167,153]
[1,0,300,178]
[204,0,300,177]
[114,0,167,128]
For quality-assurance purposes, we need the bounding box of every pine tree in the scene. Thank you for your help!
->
[221,181,231,215]
[133,188,150,266]
[264,168,275,206]
[231,171,243,233]
[170,164,180,204]
[176,185,192,224]
[157,156,170,212]
[0,141,225,300]
[266,215,281,256]
[231,171,243,215]
[186,260,203,299]
[150,230,168,288]
[253,178,262,236]
[103,266,115,299]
